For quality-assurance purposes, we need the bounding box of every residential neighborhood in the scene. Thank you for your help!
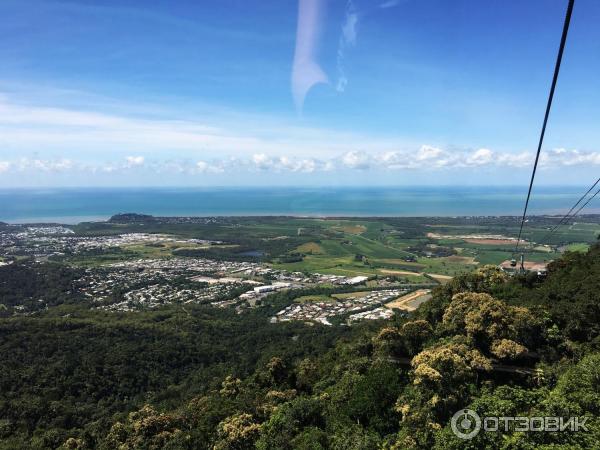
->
[271,289,408,326]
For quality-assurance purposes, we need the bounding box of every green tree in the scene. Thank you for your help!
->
[401,320,433,356]
[214,414,261,450]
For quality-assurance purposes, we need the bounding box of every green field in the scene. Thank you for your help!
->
[562,242,591,252]
[294,294,334,303]
[55,215,600,277]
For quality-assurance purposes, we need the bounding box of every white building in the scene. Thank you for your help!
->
[254,285,275,293]
[345,276,369,285]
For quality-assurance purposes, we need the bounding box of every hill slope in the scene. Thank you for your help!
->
[1,244,600,448]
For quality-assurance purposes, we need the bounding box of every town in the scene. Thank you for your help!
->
[2,213,584,324]
[271,289,407,326]
[78,256,405,320]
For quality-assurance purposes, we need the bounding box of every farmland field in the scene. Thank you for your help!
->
[36,214,600,281]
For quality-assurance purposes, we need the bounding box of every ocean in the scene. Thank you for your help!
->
[0,186,597,224]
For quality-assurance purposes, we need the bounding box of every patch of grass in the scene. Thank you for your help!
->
[295,242,325,254]
[347,235,413,259]
[332,291,373,299]
[331,224,367,234]
[444,255,476,263]
[318,240,354,257]
[295,295,335,303]
[563,243,591,252]
[272,255,351,273]
[416,256,478,276]
[473,250,514,265]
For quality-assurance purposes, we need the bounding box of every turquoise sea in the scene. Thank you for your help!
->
[0,186,597,224]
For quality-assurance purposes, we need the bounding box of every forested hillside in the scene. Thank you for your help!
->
[2,244,600,448]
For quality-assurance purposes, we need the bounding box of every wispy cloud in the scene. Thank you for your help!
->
[379,0,401,9]
[0,91,414,158]
[336,0,358,93]
[0,96,255,154]
[341,2,358,45]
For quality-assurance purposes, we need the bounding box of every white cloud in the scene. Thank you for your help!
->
[196,161,209,172]
[341,150,370,169]
[466,148,494,166]
[1,147,599,178]
[278,156,317,173]
[297,159,317,173]
[154,160,186,174]
[540,148,600,167]
[496,151,531,168]
[194,160,225,174]
[416,145,444,161]
[252,153,272,171]
[251,154,320,173]
[125,155,145,167]
[15,158,74,172]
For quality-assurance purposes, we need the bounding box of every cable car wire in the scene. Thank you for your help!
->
[543,184,600,244]
[538,176,600,244]
[514,0,575,253]
[569,186,600,219]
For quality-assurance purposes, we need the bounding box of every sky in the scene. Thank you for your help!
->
[1,0,600,187]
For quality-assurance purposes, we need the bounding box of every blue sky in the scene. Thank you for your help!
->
[1,0,600,186]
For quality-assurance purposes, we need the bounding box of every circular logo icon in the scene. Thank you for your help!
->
[451,409,481,440]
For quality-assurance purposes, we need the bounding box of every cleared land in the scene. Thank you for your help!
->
[463,238,515,245]
[378,269,422,276]
[427,273,453,283]
[445,255,476,264]
[385,289,432,311]
[332,224,367,234]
